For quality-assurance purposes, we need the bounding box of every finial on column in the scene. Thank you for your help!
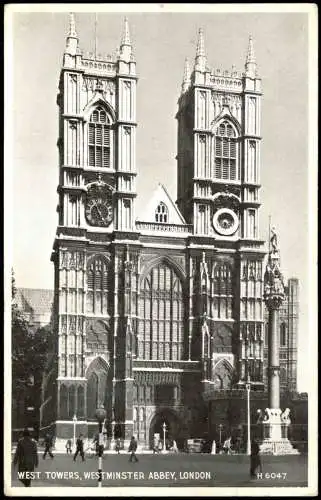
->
[195,28,207,72]
[181,58,191,94]
[121,16,131,46]
[119,17,133,63]
[245,35,257,77]
[64,12,79,58]
[68,12,77,38]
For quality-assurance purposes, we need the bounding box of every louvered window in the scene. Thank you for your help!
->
[214,120,238,181]
[88,106,111,168]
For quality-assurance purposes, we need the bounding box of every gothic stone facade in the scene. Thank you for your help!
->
[49,18,266,447]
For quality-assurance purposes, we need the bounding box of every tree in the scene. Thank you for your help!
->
[11,270,49,430]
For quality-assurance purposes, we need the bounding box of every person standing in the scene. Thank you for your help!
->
[43,433,54,459]
[128,436,138,463]
[115,438,121,454]
[250,438,262,478]
[13,428,39,487]
[73,433,85,462]
[65,438,72,454]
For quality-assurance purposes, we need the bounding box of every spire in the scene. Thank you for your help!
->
[64,12,79,58]
[68,12,77,38]
[194,28,207,73]
[119,17,133,63]
[181,58,190,94]
[196,28,205,58]
[246,35,255,63]
[245,35,257,77]
[121,16,131,46]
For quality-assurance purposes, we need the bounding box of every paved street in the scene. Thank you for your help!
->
[10,452,307,488]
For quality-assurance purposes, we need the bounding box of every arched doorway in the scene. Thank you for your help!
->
[85,357,109,420]
[149,409,183,451]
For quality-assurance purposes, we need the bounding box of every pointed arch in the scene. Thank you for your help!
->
[212,358,233,390]
[86,255,112,316]
[140,255,186,284]
[211,115,240,182]
[211,112,241,136]
[86,356,109,420]
[138,258,185,361]
[83,96,116,123]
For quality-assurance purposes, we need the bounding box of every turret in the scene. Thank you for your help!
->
[245,35,257,78]
[64,13,78,57]
[181,58,191,94]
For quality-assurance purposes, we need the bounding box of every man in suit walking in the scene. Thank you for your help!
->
[128,436,139,463]
[73,433,85,462]
[43,433,54,459]
[13,428,39,487]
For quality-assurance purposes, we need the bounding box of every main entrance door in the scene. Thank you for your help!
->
[149,409,183,451]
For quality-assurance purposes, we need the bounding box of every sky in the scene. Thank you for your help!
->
[6,5,317,392]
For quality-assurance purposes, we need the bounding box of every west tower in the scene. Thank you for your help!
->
[176,31,265,393]
[51,14,138,442]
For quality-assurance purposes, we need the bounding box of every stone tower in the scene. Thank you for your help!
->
[176,31,266,391]
[51,14,138,443]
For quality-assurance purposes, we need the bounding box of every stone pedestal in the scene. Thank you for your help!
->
[259,408,299,455]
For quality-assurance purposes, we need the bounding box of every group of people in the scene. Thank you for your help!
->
[12,429,262,488]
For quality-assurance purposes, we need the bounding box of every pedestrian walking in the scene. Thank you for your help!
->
[250,438,262,478]
[115,438,121,454]
[128,436,138,462]
[65,438,72,454]
[43,433,54,459]
[73,433,85,462]
[13,428,39,487]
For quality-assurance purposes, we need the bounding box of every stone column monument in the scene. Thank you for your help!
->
[259,227,299,455]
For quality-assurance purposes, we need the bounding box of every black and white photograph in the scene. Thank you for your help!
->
[4,3,318,496]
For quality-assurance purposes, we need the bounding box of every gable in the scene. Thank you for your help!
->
[137,183,186,224]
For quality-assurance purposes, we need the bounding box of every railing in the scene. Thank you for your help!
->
[136,221,192,234]
[81,58,116,73]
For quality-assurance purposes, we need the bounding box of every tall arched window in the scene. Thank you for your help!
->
[138,264,184,360]
[213,262,233,319]
[155,202,168,223]
[214,120,238,181]
[87,256,110,315]
[88,106,111,168]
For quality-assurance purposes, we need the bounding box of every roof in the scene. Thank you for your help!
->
[136,183,186,224]
[16,288,54,317]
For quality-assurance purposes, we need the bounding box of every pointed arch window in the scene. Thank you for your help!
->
[213,262,233,319]
[138,264,184,360]
[155,202,168,223]
[88,106,112,168]
[87,256,110,315]
[214,120,239,181]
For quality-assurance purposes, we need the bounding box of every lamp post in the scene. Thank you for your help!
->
[218,424,223,448]
[245,376,251,456]
[95,405,107,488]
[162,422,167,453]
[72,415,77,450]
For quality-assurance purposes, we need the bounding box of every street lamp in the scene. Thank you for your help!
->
[218,424,223,448]
[162,422,167,453]
[72,415,77,450]
[245,375,251,456]
[95,405,107,488]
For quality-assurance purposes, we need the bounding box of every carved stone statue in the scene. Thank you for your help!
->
[270,226,278,253]
[281,408,291,424]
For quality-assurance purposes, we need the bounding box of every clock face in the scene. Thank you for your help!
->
[85,197,113,227]
[213,208,239,236]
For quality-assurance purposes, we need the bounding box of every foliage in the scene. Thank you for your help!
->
[11,271,49,399]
